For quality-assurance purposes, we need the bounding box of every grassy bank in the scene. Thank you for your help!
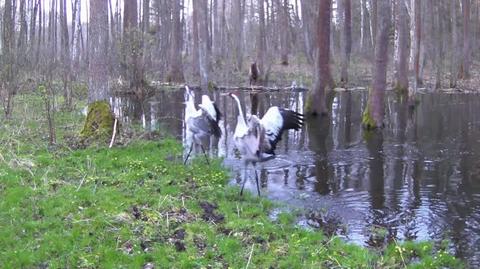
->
[0,94,461,268]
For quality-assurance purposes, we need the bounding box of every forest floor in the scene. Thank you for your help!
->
[0,93,463,268]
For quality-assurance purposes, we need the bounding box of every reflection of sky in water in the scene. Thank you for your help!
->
[114,89,480,267]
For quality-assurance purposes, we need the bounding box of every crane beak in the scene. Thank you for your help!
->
[219,93,229,97]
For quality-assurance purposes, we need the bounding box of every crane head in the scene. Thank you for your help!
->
[184,86,195,104]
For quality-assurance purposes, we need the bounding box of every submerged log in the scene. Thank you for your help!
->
[112,83,310,95]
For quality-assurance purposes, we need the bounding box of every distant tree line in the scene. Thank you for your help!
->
[0,0,478,127]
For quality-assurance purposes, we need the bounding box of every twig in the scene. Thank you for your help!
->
[245,243,255,269]
[236,203,240,218]
[109,118,118,148]
[76,174,87,191]
[166,212,169,230]
[393,238,407,268]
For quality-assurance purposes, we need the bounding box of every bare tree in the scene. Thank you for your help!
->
[212,0,221,62]
[17,0,28,66]
[1,0,17,118]
[279,0,290,65]
[413,0,422,88]
[88,0,109,102]
[459,0,471,78]
[363,0,391,129]
[300,0,316,64]
[167,0,185,83]
[450,0,459,88]
[371,0,377,49]
[305,0,332,116]
[394,0,409,93]
[197,0,210,89]
[142,0,152,69]
[232,0,245,71]
[340,0,352,84]
[192,1,200,76]
[123,0,144,95]
[256,0,267,80]
[360,0,372,53]
[60,0,72,108]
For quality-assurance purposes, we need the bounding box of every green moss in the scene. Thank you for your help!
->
[80,101,115,144]
[207,81,216,92]
[362,103,377,130]
[304,93,314,115]
[393,83,409,96]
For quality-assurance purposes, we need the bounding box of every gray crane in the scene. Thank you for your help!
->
[227,92,304,195]
[184,86,222,164]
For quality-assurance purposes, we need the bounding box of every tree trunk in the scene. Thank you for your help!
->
[434,2,443,89]
[1,0,17,118]
[29,0,39,62]
[142,0,152,69]
[123,0,143,96]
[280,0,289,65]
[363,0,391,129]
[213,0,221,62]
[192,1,200,76]
[60,0,72,108]
[197,0,210,89]
[450,0,458,87]
[88,0,109,102]
[36,0,43,65]
[305,0,332,116]
[360,0,372,53]
[167,0,185,83]
[459,0,471,78]
[371,0,377,49]
[394,0,409,93]
[17,0,28,66]
[220,0,227,59]
[300,0,315,64]
[233,0,245,71]
[256,0,267,80]
[340,0,352,84]
[413,0,422,89]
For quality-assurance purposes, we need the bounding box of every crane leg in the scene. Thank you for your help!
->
[184,143,194,165]
[240,162,248,196]
[253,163,261,196]
[200,145,210,165]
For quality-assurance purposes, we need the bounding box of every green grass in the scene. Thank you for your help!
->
[0,93,462,268]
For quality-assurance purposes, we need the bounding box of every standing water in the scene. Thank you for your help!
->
[114,89,480,267]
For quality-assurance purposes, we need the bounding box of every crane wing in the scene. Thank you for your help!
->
[199,95,222,138]
[199,95,222,122]
[260,106,304,154]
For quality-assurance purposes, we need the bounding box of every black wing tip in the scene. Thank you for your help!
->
[211,119,222,138]
[213,102,222,122]
[266,109,304,151]
[280,109,304,130]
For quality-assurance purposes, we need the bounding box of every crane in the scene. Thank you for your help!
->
[227,92,304,195]
[184,86,222,164]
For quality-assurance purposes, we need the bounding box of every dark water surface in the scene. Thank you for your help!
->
[114,89,480,266]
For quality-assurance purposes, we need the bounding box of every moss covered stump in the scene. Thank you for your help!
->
[80,101,115,145]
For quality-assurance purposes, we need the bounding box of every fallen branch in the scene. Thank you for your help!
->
[109,118,118,148]
[113,84,309,95]
[245,243,255,269]
[76,174,87,191]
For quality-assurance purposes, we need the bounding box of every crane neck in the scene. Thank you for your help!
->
[231,94,247,129]
[185,89,197,119]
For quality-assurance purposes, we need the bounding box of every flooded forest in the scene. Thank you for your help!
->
[1,0,480,268]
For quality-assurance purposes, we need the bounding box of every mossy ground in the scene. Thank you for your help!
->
[0,93,462,268]
[80,100,115,145]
